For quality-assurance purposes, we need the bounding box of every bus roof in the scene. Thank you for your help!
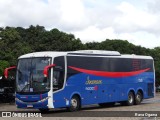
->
[67,50,121,56]
[18,50,153,60]
[18,51,67,59]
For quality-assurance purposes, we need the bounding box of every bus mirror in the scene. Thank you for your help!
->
[4,66,16,79]
[43,64,55,77]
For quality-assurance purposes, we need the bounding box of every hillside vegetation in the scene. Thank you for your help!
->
[0,25,159,85]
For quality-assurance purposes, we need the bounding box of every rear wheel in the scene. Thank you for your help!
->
[135,91,143,105]
[68,96,81,112]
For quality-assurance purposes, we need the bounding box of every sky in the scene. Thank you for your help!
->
[0,0,159,48]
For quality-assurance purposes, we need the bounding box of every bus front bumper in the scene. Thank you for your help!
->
[15,97,49,109]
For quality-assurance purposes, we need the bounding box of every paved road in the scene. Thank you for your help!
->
[0,93,160,120]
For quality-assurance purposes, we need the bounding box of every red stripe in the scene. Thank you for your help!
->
[68,66,150,78]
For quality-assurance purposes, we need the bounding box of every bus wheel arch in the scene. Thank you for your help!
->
[68,94,81,112]
[135,89,143,105]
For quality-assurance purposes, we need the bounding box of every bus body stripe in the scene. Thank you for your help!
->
[68,66,150,78]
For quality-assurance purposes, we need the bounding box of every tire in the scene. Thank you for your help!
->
[125,91,135,106]
[68,96,81,112]
[134,91,143,105]
[39,108,49,113]
[99,102,115,107]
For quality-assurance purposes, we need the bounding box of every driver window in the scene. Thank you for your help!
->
[53,56,65,91]
[53,71,60,85]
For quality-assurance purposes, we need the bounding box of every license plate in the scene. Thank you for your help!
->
[27,105,33,108]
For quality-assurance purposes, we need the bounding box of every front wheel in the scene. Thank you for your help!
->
[67,96,81,112]
[134,91,143,105]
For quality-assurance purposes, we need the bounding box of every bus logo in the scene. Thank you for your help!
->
[85,76,102,85]
[85,86,98,91]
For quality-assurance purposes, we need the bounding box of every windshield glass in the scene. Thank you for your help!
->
[16,57,51,93]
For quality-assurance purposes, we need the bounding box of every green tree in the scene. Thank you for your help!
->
[0,25,159,85]
[149,47,160,86]
[0,60,10,76]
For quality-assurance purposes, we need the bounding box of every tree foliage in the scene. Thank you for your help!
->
[0,25,160,85]
[0,60,9,75]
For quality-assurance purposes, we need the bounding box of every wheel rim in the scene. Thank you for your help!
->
[128,94,133,103]
[71,98,77,108]
[136,94,141,102]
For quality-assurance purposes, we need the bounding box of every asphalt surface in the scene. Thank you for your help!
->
[0,93,160,120]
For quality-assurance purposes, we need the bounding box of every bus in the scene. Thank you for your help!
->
[11,50,155,112]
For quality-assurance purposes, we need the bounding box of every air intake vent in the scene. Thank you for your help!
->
[68,50,121,56]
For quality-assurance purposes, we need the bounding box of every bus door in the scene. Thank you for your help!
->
[52,56,66,107]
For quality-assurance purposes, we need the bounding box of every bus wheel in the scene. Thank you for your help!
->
[68,95,80,112]
[126,91,135,106]
[135,91,143,105]
[39,108,49,113]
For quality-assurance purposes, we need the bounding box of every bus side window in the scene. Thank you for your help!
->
[53,71,60,86]
[53,68,64,90]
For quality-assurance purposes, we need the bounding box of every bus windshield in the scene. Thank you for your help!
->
[16,57,51,93]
